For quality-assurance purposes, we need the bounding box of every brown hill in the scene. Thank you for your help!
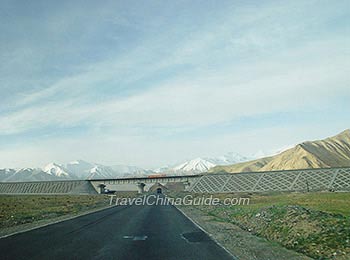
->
[210,129,350,174]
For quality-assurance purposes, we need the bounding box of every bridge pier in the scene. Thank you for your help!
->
[137,183,145,194]
[98,184,106,194]
[183,181,191,191]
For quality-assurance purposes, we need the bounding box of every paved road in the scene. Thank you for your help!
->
[0,195,235,260]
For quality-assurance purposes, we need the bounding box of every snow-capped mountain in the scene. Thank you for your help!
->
[206,152,251,165]
[0,168,16,181]
[165,153,251,174]
[0,168,64,182]
[249,145,296,160]
[172,158,216,174]
[64,160,150,179]
[66,160,95,178]
[153,165,171,173]
[64,160,151,179]
[53,160,150,179]
[87,165,116,179]
[43,163,70,177]
[110,165,149,176]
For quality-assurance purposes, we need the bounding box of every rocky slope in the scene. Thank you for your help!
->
[210,129,350,173]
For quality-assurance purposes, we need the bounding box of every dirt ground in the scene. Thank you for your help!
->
[178,205,312,260]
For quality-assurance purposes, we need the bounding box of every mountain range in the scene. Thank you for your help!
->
[0,160,151,182]
[2,129,349,182]
[0,153,250,182]
[210,129,350,174]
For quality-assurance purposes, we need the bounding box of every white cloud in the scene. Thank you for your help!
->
[0,0,349,167]
[1,35,348,136]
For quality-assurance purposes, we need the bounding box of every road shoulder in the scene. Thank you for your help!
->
[177,205,311,260]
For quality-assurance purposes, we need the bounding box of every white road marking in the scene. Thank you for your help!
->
[133,235,148,241]
[123,235,148,241]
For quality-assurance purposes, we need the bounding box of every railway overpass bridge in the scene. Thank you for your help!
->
[89,175,200,194]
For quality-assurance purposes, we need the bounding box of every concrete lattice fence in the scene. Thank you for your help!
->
[189,167,350,193]
[0,180,97,194]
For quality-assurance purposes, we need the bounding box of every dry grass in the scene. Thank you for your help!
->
[0,193,137,230]
[174,191,350,259]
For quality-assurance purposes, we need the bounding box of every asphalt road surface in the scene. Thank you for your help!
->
[0,195,235,260]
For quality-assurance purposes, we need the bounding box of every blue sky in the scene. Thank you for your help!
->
[0,0,349,168]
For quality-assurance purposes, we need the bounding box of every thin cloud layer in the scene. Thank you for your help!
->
[0,0,349,168]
